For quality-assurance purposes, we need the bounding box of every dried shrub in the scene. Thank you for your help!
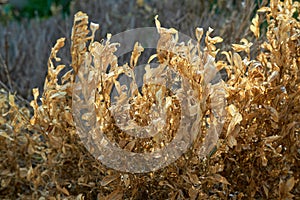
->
[0,0,299,199]
[0,0,259,100]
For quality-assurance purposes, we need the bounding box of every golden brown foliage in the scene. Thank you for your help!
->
[0,0,299,199]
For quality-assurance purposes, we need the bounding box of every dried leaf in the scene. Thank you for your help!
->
[0,131,14,141]
[208,174,231,185]
[250,14,260,38]
[56,183,70,196]
[226,105,242,137]
[101,173,120,186]
[105,188,123,200]
[195,27,204,42]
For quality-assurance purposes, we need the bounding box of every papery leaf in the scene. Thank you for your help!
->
[250,14,260,38]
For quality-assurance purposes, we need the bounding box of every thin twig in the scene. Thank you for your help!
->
[0,80,31,106]
[0,51,12,90]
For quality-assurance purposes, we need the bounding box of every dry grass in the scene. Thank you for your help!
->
[1,0,299,199]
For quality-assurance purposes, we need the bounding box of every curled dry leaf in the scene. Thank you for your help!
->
[250,14,260,38]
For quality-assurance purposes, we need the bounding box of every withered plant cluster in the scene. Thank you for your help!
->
[0,0,299,199]
[0,0,259,100]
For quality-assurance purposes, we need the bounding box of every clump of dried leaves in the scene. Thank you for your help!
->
[1,0,299,199]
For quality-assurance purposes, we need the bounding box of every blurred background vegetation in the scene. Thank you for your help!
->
[0,0,71,21]
[0,0,269,101]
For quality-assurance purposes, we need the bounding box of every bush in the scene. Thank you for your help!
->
[0,0,299,199]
